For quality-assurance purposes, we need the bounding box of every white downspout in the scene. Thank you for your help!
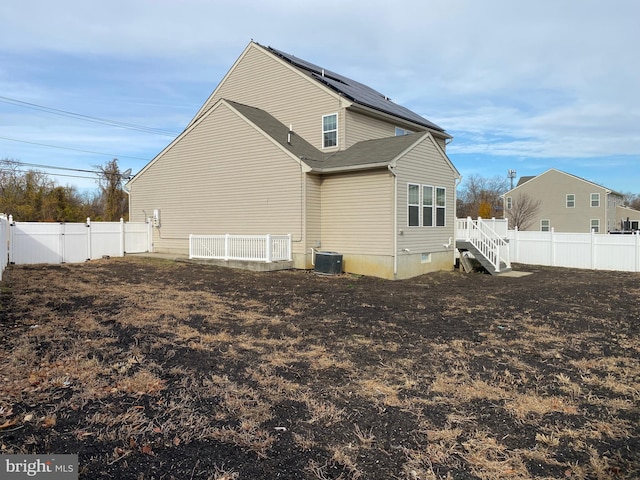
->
[388,165,398,278]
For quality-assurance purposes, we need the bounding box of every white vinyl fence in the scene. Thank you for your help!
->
[0,215,9,280]
[190,234,292,263]
[8,217,152,265]
[507,229,640,272]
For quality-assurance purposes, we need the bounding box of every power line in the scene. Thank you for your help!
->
[0,95,180,136]
[1,160,129,179]
[8,168,98,181]
[0,135,150,161]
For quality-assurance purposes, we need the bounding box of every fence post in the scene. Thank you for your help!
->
[8,215,14,264]
[119,218,125,257]
[86,217,92,261]
[590,228,596,269]
[288,234,292,261]
[466,217,472,241]
[550,228,555,266]
[636,231,640,273]
[265,234,272,263]
[147,220,153,252]
[224,234,230,261]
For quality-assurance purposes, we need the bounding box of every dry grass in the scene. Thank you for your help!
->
[1,258,639,479]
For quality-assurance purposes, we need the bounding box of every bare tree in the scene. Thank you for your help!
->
[506,193,541,230]
[95,158,128,221]
[457,174,510,218]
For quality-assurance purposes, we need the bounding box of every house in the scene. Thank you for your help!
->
[126,41,460,280]
[502,168,637,233]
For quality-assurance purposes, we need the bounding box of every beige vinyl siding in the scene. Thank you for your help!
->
[395,137,456,253]
[345,109,449,154]
[196,44,345,152]
[345,110,396,146]
[320,169,393,255]
[305,174,322,255]
[509,169,608,233]
[129,103,304,254]
[433,136,447,152]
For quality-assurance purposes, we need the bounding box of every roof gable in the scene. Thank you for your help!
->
[506,168,614,196]
[263,45,445,133]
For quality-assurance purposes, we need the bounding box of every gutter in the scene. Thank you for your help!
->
[309,161,391,174]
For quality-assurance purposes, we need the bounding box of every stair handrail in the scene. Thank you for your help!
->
[462,217,511,273]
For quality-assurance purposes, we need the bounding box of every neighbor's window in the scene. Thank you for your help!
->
[322,113,337,148]
[423,185,433,227]
[566,194,575,208]
[591,193,600,207]
[541,219,550,232]
[436,187,446,227]
[395,127,412,136]
[506,196,512,209]
[590,219,600,233]
[408,184,420,226]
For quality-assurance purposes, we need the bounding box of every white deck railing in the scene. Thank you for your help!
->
[456,217,511,272]
[189,234,292,263]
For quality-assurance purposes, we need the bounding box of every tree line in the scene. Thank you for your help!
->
[0,158,128,222]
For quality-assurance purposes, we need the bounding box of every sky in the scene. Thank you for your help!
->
[1,0,639,195]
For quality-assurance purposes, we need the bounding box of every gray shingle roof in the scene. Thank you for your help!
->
[264,45,446,133]
[228,100,323,168]
[229,100,428,172]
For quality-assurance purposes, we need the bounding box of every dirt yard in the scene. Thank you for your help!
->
[0,257,638,479]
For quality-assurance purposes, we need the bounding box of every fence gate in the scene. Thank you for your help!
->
[8,219,151,265]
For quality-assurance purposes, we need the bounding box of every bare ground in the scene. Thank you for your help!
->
[0,257,639,479]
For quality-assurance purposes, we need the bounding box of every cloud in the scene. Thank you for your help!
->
[1,0,639,192]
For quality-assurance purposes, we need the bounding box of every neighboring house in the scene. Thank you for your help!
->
[615,206,640,232]
[502,168,633,233]
[126,41,460,280]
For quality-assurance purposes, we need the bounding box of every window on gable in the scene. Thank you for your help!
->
[408,184,420,226]
[591,193,600,207]
[506,196,512,209]
[322,113,337,148]
[436,187,446,226]
[395,127,412,136]
[566,194,575,208]
[423,186,433,227]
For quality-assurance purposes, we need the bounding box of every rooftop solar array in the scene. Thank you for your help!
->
[266,46,445,133]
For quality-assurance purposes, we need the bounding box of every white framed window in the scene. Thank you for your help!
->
[407,183,446,227]
[506,196,512,209]
[436,187,446,227]
[591,193,600,207]
[590,219,600,233]
[408,184,420,226]
[566,194,575,208]
[422,185,433,227]
[541,219,550,232]
[395,127,412,136]
[322,113,337,148]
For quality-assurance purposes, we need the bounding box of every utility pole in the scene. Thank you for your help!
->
[507,169,517,190]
